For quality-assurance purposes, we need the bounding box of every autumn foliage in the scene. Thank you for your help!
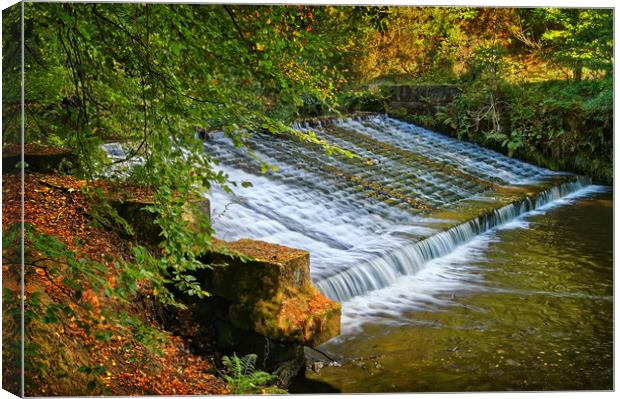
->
[2,172,228,396]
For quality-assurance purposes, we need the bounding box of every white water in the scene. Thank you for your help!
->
[335,184,608,334]
[203,115,590,302]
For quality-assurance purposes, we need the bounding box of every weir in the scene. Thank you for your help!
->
[204,115,591,303]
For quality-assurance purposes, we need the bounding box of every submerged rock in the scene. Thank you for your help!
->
[351,359,367,369]
[311,361,325,374]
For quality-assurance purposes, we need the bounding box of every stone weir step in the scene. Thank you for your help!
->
[314,173,592,302]
[200,238,341,348]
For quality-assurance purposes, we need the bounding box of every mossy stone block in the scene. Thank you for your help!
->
[111,197,210,244]
[200,239,341,347]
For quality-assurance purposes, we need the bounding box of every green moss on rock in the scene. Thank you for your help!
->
[201,239,341,347]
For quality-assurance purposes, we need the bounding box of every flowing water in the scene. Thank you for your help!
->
[293,186,613,392]
[201,115,612,392]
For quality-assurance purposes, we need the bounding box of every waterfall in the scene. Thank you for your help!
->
[314,177,590,301]
[201,115,589,302]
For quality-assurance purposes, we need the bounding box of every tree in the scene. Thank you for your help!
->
[357,7,479,82]
[5,2,360,297]
[3,4,363,392]
[531,8,613,81]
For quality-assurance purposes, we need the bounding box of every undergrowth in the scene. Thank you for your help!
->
[221,354,287,395]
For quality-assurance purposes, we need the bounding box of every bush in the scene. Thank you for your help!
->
[439,77,612,183]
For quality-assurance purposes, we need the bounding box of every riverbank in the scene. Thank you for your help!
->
[2,171,230,396]
[377,78,612,185]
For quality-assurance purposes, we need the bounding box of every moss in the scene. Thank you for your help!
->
[199,239,341,347]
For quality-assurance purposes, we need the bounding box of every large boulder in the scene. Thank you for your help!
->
[201,239,341,347]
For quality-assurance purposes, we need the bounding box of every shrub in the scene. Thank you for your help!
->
[439,78,612,183]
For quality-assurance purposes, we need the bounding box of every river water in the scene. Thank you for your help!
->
[201,115,613,392]
[293,187,613,392]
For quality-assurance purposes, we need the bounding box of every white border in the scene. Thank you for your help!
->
[0,1,616,399]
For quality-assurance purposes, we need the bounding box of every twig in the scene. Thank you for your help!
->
[306,346,337,362]
[212,199,237,221]
[54,208,68,222]
[223,5,248,46]
[20,261,68,293]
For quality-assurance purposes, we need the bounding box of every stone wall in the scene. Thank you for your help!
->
[383,83,460,115]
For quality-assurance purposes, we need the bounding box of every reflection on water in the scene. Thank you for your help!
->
[295,188,612,392]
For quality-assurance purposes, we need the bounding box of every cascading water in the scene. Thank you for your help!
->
[204,114,591,303]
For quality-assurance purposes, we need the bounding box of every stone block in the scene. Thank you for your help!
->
[110,194,210,244]
[200,239,341,347]
[2,144,76,174]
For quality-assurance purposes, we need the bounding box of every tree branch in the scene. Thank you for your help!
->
[223,5,248,45]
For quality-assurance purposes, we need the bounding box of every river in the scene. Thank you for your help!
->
[202,115,613,392]
[293,187,613,392]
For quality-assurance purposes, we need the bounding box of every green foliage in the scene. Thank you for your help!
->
[439,77,612,182]
[337,88,387,113]
[465,44,514,85]
[2,222,90,388]
[221,354,287,395]
[85,187,135,237]
[5,3,361,315]
[23,223,108,298]
[1,221,22,394]
[9,3,360,153]
[536,8,613,80]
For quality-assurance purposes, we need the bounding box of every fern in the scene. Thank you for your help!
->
[221,354,287,395]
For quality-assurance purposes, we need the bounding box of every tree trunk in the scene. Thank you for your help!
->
[573,61,583,82]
